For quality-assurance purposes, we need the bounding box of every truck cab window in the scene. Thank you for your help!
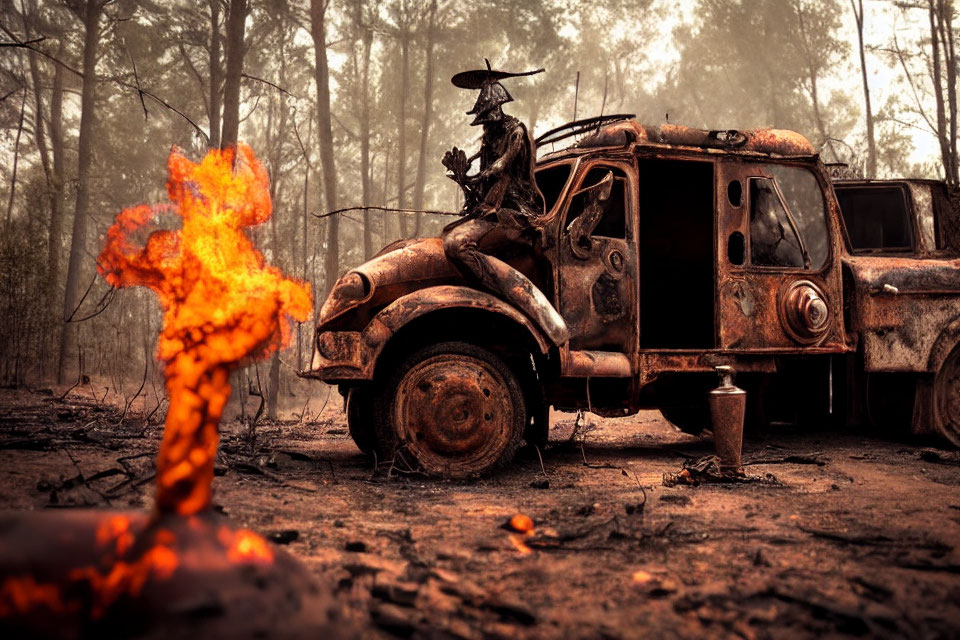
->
[750,178,805,268]
[564,167,627,239]
[769,165,829,268]
[835,185,914,252]
[535,163,573,216]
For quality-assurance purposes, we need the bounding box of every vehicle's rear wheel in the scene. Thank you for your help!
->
[865,373,917,433]
[933,344,960,447]
[659,403,710,435]
[346,386,375,454]
[373,342,526,477]
[659,378,768,435]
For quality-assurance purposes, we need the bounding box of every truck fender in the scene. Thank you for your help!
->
[368,285,552,360]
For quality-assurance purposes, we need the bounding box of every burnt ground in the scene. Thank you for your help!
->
[1,385,959,639]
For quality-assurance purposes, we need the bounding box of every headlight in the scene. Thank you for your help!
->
[335,272,369,301]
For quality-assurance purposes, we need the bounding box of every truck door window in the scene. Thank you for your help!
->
[835,185,914,252]
[769,165,829,268]
[564,167,627,239]
[535,163,573,215]
[750,178,805,268]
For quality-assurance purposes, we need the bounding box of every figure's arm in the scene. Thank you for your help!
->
[479,127,525,180]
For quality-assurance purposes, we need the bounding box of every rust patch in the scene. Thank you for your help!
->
[845,255,960,372]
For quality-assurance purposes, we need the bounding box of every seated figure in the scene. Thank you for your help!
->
[441,62,568,345]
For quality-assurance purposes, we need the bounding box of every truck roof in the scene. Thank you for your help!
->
[537,117,817,163]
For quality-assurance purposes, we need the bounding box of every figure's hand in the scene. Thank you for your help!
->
[442,147,471,179]
[441,149,456,170]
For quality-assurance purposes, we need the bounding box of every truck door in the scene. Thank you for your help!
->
[555,161,637,352]
[716,161,847,351]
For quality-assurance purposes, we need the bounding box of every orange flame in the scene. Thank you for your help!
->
[0,145,307,621]
[68,541,179,618]
[218,526,274,565]
[506,513,535,555]
[98,143,312,515]
[0,575,71,617]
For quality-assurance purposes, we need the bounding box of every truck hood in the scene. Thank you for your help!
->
[317,236,460,329]
[843,254,960,293]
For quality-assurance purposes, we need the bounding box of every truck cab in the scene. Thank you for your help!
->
[301,118,960,476]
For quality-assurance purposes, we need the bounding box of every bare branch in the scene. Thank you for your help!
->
[891,26,937,134]
[291,109,315,172]
[0,36,44,47]
[124,45,149,120]
[312,205,459,219]
[0,86,20,103]
[114,80,210,143]
[0,22,82,77]
[176,41,209,112]
[241,72,298,98]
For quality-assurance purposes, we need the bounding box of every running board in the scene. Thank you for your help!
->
[562,350,633,378]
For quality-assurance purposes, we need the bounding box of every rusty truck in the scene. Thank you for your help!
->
[300,116,960,477]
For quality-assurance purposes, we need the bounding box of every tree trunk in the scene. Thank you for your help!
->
[57,0,101,385]
[5,89,27,227]
[26,51,51,188]
[299,117,312,368]
[265,62,289,421]
[220,0,247,149]
[395,12,410,237]
[793,2,836,160]
[929,1,952,185]
[360,24,373,258]
[411,0,437,237]
[266,207,282,420]
[208,0,223,149]
[24,8,55,375]
[939,0,958,185]
[46,39,66,376]
[851,0,876,177]
[528,84,541,142]
[310,0,340,294]
[807,68,835,157]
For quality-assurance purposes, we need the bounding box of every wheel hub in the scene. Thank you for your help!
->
[396,355,513,463]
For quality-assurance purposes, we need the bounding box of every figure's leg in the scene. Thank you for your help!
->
[442,217,569,345]
[442,217,525,291]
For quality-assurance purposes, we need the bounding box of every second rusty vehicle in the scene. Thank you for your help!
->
[301,116,960,477]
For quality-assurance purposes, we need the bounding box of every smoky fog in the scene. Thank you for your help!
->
[0,0,955,419]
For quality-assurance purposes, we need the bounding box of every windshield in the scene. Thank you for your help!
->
[747,165,829,270]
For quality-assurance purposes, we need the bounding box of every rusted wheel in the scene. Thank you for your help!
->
[346,386,375,454]
[374,342,525,477]
[933,344,960,447]
[660,403,710,435]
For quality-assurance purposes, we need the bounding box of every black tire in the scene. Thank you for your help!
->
[346,386,375,454]
[660,403,710,435]
[865,373,917,434]
[371,341,526,477]
[933,344,960,447]
[660,381,766,435]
